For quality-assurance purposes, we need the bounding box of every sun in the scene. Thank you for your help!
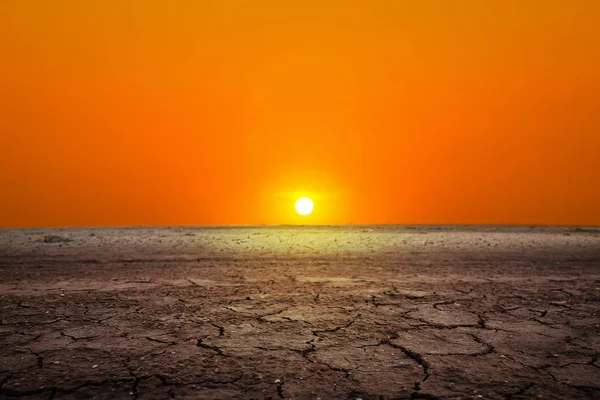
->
[295,196,314,215]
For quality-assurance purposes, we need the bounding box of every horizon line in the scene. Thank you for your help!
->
[1,223,599,230]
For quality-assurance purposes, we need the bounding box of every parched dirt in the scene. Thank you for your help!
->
[0,225,599,399]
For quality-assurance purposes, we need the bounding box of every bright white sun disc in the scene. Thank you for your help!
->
[295,197,314,215]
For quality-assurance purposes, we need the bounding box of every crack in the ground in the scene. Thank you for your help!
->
[128,369,140,400]
[186,278,203,287]
[256,306,293,322]
[383,338,430,382]
[324,362,352,378]
[196,338,228,356]
[565,383,600,395]
[399,346,430,381]
[432,300,455,311]
[291,343,316,363]
[276,381,285,399]
[502,351,556,382]
[145,336,177,345]
[477,314,487,328]
[411,317,480,330]
[25,348,45,370]
[60,332,99,342]
[126,371,173,399]
[210,323,225,336]
[467,333,496,356]
[312,314,360,335]
[532,316,555,326]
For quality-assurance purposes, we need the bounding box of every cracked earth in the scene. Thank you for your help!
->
[0,226,599,399]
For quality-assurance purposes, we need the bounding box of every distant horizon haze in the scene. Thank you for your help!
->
[1,223,599,230]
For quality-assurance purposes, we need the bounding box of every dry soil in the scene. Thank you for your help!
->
[0,225,599,399]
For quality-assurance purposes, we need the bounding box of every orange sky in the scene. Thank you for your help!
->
[1,0,599,226]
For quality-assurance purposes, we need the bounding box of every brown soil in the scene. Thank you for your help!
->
[0,226,599,399]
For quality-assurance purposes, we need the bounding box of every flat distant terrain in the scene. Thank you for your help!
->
[1,225,599,399]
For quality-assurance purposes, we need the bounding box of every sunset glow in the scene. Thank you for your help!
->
[1,1,599,226]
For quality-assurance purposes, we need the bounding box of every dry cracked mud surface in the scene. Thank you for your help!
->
[1,225,599,399]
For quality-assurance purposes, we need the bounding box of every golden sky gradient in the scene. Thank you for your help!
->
[1,0,599,226]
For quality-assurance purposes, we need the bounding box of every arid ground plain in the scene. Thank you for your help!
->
[1,226,599,399]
